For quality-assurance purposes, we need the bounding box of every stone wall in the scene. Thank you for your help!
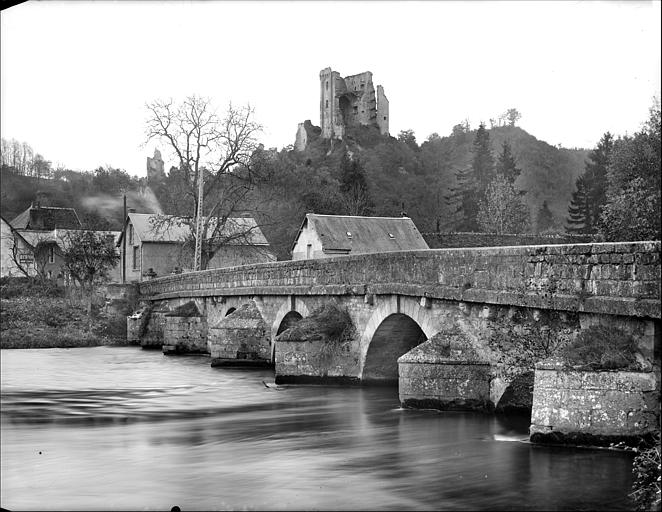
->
[139,242,661,320]
[423,232,595,249]
[208,301,272,366]
[530,360,659,446]
[275,338,360,385]
[399,361,492,411]
[163,317,208,355]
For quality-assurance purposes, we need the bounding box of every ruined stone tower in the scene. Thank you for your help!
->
[146,148,165,182]
[319,67,389,140]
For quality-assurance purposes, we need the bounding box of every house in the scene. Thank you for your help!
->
[2,224,122,283]
[291,213,429,260]
[4,195,121,282]
[117,213,276,282]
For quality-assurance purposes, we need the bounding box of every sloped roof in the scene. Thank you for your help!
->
[10,206,82,230]
[15,229,121,251]
[123,213,269,246]
[296,214,429,253]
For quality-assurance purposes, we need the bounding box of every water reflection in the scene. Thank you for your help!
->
[1,347,634,511]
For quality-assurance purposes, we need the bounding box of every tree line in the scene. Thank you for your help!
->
[0,138,53,180]
[566,99,660,241]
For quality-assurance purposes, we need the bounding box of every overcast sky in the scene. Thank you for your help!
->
[1,0,660,176]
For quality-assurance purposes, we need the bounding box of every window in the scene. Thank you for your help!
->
[47,270,52,279]
[306,243,312,259]
[132,246,139,270]
[384,116,387,121]
[48,246,54,264]
[325,81,328,90]
[129,224,134,245]
[325,100,329,108]
[360,83,365,89]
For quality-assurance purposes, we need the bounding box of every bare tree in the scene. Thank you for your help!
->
[144,95,265,270]
[1,229,53,278]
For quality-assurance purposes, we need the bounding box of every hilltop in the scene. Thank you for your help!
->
[1,124,588,259]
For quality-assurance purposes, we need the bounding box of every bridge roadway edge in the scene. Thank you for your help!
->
[139,241,662,320]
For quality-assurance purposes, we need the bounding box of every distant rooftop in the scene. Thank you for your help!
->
[10,205,82,231]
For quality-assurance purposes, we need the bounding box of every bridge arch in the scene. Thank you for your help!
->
[271,299,310,362]
[360,295,437,383]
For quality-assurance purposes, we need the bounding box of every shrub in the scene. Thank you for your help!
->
[630,433,661,511]
[280,303,354,343]
[0,276,64,299]
[561,325,639,370]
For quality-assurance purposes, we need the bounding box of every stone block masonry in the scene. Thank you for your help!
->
[530,359,659,446]
[139,242,660,321]
[163,317,208,355]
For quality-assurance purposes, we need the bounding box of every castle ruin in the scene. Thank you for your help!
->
[146,148,165,182]
[295,67,389,151]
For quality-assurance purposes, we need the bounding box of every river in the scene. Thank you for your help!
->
[1,347,635,511]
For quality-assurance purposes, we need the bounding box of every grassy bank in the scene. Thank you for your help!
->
[0,277,133,349]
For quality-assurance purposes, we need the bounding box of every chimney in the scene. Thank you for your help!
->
[35,190,49,208]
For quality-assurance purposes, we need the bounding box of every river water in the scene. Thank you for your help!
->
[1,347,635,511]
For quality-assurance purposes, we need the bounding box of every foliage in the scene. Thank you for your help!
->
[630,433,661,512]
[599,100,661,241]
[61,231,120,287]
[496,141,521,184]
[477,174,529,233]
[397,129,419,151]
[561,325,639,370]
[338,153,373,215]
[535,200,556,233]
[278,303,355,343]
[566,132,613,235]
[566,175,594,234]
[0,276,64,299]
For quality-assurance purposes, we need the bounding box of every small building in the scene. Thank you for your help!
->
[6,228,121,283]
[117,213,275,282]
[291,214,429,260]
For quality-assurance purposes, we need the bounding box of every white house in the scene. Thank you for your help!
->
[291,214,429,260]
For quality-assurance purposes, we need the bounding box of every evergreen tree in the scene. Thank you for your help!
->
[445,123,495,232]
[566,175,593,234]
[472,122,495,195]
[535,200,555,233]
[565,132,613,235]
[447,165,479,231]
[584,132,613,224]
[496,141,521,184]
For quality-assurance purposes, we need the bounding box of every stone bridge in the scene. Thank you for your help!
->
[134,241,660,415]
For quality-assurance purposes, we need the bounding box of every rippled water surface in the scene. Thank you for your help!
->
[1,347,635,511]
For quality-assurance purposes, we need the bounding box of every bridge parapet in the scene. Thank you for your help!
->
[138,242,660,318]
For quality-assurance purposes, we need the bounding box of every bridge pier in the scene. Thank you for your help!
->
[209,301,273,367]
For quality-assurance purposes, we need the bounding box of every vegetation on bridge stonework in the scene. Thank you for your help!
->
[277,303,355,344]
[561,325,641,371]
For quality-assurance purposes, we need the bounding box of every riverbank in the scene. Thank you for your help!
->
[0,277,134,349]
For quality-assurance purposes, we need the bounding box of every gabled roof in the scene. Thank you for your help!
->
[15,229,121,251]
[294,214,429,254]
[10,206,82,230]
[119,213,269,246]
